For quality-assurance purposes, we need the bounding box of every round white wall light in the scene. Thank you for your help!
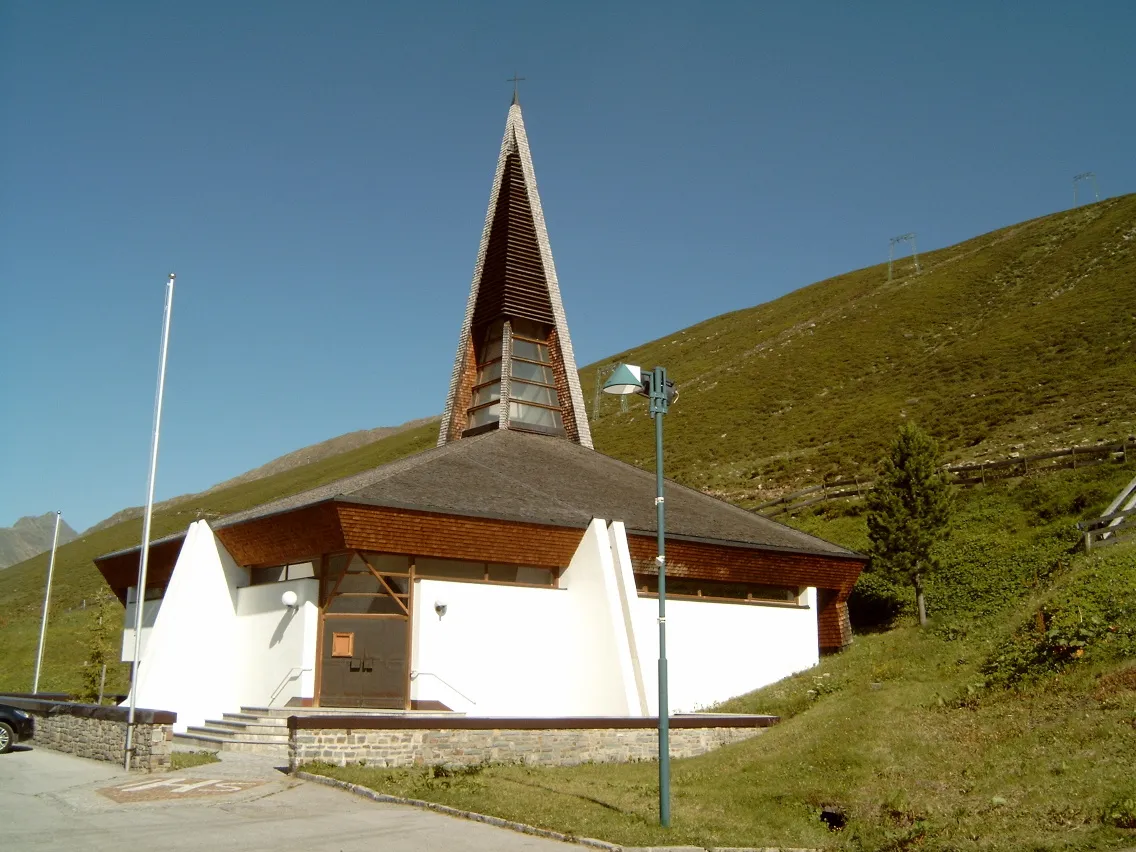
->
[281,590,299,609]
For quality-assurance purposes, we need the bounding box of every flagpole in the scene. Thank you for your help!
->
[31,511,63,694]
[125,273,175,770]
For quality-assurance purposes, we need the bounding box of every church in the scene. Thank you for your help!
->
[94,97,865,733]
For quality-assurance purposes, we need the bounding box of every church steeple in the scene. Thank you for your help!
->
[438,102,592,448]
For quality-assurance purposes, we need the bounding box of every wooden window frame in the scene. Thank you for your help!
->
[358,552,410,616]
[471,377,504,394]
[413,558,561,588]
[416,575,564,591]
[508,375,557,390]
[322,551,411,611]
[473,358,503,386]
[510,334,552,350]
[510,331,549,343]
[510,354,553,367]
[323,612,408,620]
[467,399,503,414]
[329,551,563,591]
[636,591,809,609]
[505,397,564,413]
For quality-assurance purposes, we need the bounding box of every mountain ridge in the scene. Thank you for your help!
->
[0,513,78,571]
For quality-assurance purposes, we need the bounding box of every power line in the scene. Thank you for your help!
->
[888,233,921,281]
[1073,171,1099,206]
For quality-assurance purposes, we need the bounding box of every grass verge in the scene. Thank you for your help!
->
[169,750,221,770]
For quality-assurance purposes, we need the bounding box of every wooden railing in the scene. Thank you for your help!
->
[757,438,1136,517]
[1079,508,1136,551]
[1078,473,1136,552]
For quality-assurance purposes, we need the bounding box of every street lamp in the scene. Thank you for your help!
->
[603,363,676,827]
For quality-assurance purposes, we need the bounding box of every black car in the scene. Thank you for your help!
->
[0,703,35,753]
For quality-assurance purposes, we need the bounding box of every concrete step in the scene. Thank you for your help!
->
[208,719,289,735]
[215,739,289,757]
[171,732,228,750]
[185,725,289,744]
[240,705,463,719]
[221,711,272,724]
[172,732,288,758]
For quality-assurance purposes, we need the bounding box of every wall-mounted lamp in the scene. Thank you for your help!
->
[434,600,448,620]
[281,590,299,609]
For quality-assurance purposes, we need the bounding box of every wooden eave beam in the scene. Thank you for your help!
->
[335,502,582,569]
[625,535,865,600]
[93,537,186,604]
[214,502,346,568]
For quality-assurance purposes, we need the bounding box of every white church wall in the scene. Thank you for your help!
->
[410,579,573,715]
[607,522,649,714]
[559,518,644,715]
[123,520,248,732]
[632,588,820,714]
[121,594,161,662]
[410,518,649,717]
[234,578,319,708]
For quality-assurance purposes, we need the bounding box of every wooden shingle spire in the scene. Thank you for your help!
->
[438,102,592,448]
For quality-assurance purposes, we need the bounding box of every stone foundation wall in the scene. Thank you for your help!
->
[31,713,172,771]
[290,724,764,771]
[0,696,174,772]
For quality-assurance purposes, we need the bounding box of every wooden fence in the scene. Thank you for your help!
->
[1078,473,1136,553]
[757,438,1136,518]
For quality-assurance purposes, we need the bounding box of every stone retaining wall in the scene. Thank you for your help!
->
[0,696,175,772]
[288,715,774,771]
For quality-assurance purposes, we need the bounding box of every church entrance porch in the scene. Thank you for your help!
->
[317,552,411,709]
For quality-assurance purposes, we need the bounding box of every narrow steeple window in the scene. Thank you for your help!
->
[507,319,563,433]
[467,321,504,429]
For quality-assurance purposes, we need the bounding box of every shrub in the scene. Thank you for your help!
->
[1101,792,1136,829]
[980,549,1136,688]
[849,570,906,630]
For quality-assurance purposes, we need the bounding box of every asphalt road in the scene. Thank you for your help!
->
[0,746,572,851]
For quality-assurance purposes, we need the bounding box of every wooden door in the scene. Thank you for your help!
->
[317,553,411,708]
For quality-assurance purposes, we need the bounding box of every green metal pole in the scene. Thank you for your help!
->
[652,366,671,827]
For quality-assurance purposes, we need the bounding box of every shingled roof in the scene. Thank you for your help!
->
[209,429,854,557]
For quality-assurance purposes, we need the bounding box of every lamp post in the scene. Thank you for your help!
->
[603,363,676,827]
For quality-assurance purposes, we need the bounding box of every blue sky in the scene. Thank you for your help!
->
[2,0,1134,532]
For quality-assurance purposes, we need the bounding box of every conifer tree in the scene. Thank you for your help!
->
[866,422,952,626]
[79,595,114,703]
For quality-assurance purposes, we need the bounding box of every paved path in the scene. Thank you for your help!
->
[0,746,572,851]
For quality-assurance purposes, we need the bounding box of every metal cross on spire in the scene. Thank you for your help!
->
[507,73,526,104]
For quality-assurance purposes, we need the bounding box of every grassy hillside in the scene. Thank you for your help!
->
[307,461,1136,850]
[581,194,1136,503]
[3,196,1134,698]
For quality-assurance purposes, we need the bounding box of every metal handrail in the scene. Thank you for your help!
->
[269,667,312,705]
[410,671,477,705]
